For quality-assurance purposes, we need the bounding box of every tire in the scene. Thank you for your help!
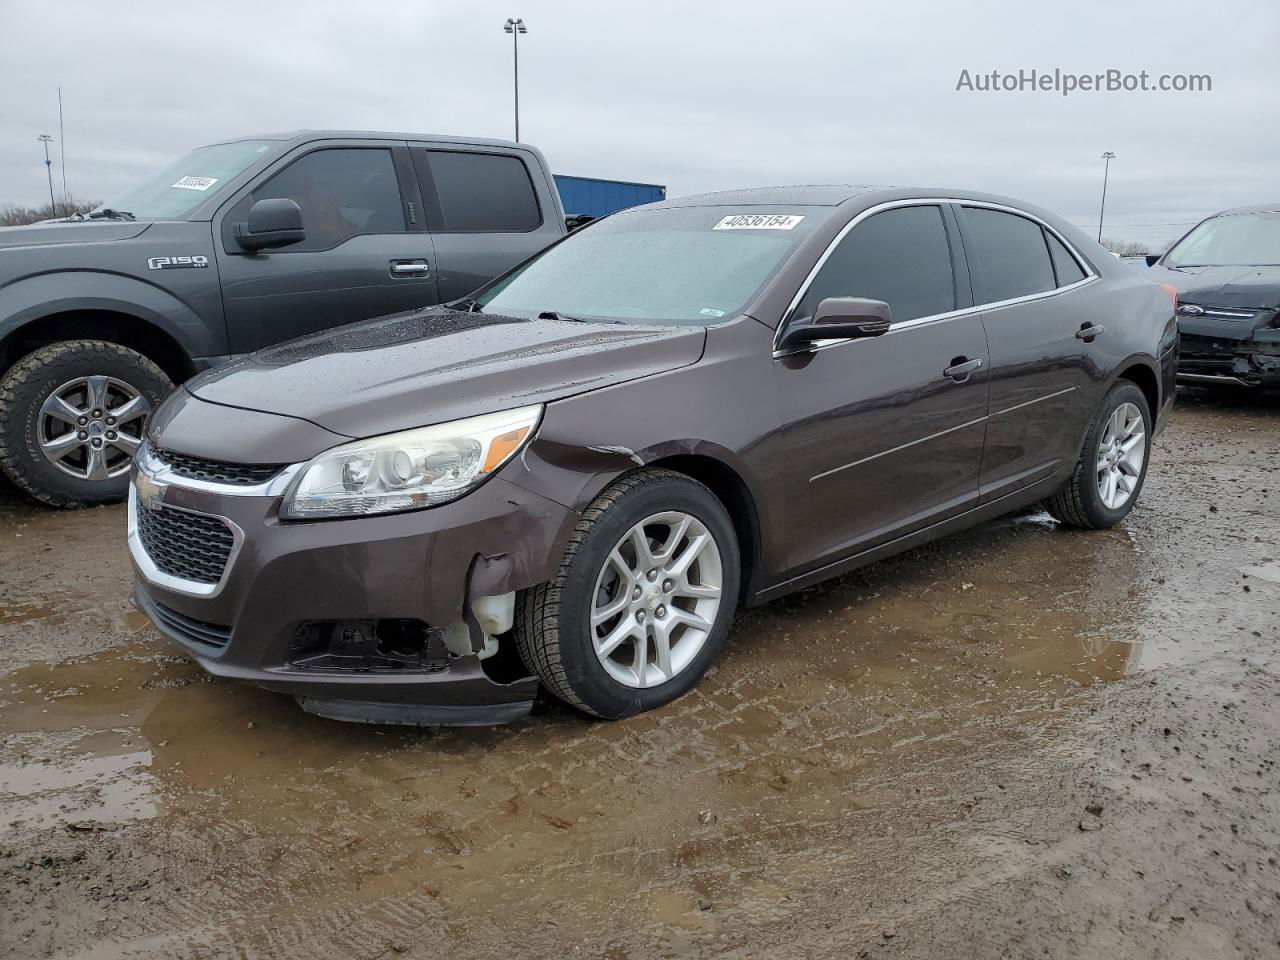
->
[514,468,741,719]
[0,340,173,508]
[1044,380,1152,529]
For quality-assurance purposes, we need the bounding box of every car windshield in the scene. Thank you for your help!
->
[476,205,826,325]
[96,140,278,220]
[1165,211,1280,267]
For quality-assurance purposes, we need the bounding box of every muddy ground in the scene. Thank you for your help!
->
[1,387,1277,960]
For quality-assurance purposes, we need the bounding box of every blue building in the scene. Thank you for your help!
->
[554,175,666,219]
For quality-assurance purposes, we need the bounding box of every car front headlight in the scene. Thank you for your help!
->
[281,404,542,519]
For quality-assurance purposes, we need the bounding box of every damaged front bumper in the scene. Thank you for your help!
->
[1176,314,1280,389]
[127,458,576,726]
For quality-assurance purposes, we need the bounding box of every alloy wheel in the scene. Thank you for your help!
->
[590,511,724,689]
[1095,401,1146,510]
[37,376,151,481]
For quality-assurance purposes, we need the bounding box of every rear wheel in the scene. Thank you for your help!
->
[1044,381,1151,529]
[0,340,172,507]
[514,469,741,719]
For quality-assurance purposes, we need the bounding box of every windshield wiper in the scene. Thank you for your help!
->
[538,310,588,323]
[449,297,483,313]
[85,208,136,221]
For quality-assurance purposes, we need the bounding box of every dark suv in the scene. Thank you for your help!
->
[0,131,567,506]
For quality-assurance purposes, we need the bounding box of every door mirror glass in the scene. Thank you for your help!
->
[779,297,892,350]
[236,197,305,251]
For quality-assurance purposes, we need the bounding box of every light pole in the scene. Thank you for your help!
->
[1097,151,1115,244]
[37,134,56,214]
[503,17,527,141]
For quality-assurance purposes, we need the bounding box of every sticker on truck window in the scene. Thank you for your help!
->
[713,214,805,230]
[171,176,219,191]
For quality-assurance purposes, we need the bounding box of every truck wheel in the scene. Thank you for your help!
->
[0,340,172,508]
[1044,380,1151,529]
[514,468,741,719]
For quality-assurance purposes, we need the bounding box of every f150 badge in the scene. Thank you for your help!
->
[147,255,209,270]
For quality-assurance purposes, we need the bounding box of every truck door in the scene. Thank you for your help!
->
[409,146,564,302]
[214,142,438,354]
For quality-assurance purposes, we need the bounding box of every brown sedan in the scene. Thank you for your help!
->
[129,186,1179,724]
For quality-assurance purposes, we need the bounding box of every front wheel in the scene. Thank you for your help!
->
[1044,380,1152,529]
[514,469,741,719]
[0,340,173,508]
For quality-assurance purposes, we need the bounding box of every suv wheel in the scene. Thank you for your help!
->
[0,340,173,507]
[1044,380,1152,529]
[514,468,741,719]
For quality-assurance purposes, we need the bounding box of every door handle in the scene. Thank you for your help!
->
[943,357,983,382]
[1076,322,1105,341]
[390,259,430,277]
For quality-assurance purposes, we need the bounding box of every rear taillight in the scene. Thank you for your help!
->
[1158,283,1179,310]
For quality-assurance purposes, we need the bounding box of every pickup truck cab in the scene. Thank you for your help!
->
[0,130,567,506]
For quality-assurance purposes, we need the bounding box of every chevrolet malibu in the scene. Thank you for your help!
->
[129,186,1179,725]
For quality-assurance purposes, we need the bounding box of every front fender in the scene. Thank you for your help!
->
[0,269,225,359]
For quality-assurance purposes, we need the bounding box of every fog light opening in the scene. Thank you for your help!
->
[288,619,449,673]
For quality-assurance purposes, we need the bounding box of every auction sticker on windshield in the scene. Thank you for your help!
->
[171,176,219,191]
[713,214,805,230]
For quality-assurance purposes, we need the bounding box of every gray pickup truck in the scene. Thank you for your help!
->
[0,130,568,506]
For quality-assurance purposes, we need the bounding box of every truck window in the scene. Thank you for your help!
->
[419,151,542,233]
[233,148,406,252]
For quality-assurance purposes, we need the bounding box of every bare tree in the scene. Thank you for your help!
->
[1100,238,1153,257]
[0,196,101,226]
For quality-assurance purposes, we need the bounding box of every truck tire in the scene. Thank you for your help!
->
[514,468,741,719]
[1044,380,1151,529]
[0,340,172,508]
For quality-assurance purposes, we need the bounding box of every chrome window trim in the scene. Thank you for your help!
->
[772,197,1099,358]
[127,486,245,599]
[135,442,304,497]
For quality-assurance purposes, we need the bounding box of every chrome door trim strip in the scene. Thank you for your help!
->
[772,197,1099,358]
[806,386,1077,484]
[990,386,1077,417]
[808,415,989,483]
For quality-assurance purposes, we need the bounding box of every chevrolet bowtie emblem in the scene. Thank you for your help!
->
[134,471,167,510]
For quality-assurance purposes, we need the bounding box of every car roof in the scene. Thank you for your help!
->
[646,185,1074,219]
[205,130,525,151]
[1214,203,1280,216]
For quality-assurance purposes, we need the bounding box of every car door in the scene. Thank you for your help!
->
[954,205,1100,502]
[409,146,563,302]
[214,142,438,354]
[774,202,990,574]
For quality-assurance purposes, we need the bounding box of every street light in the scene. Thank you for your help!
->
[37,134,56,214]
[503,17,527,141]
[1097,151,1115,244]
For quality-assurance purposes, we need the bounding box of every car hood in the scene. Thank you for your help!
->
[0,220,152,249]
[1149,263,1280,310]
[188,307,707,439]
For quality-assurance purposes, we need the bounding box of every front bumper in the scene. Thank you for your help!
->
[128,465,576,725]
[1175,318,1280,389]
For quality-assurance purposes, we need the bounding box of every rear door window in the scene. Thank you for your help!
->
[415,150,542,232]
[1045,231,1087,286]
[795,205,956,324]
[961,208,1056,303]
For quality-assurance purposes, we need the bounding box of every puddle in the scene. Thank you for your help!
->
[0,747,157,831]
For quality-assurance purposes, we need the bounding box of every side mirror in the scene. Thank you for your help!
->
[565,213,595,231]
[1144,254,1161,267]
[778,297,892,350]
[235,198,305,252]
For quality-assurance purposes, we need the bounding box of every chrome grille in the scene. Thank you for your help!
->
[135,501,234,585]
[150,446,284,486]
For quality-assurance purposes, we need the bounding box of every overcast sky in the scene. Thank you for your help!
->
[2,0,1277,246]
